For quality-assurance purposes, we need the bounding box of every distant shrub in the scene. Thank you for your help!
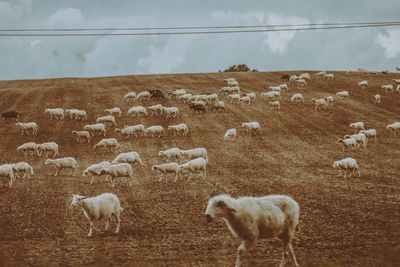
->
[221,64,258,72]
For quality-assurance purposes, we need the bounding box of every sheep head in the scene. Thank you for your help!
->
[205,195,237,223]
[71,194,87,208]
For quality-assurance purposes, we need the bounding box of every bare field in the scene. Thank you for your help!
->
[0,71,399,266]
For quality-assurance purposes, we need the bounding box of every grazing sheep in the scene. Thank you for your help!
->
[180,157,207,179]
[224,128,237,141]
[171,89,187,99]
[190,104,207,115]
[313,71,327,77]
[295,79,307,86]
[71,193,123,237]
[168,123,189,137]
[325,96,334,107]
[211,101,225,112]
[336,90,349,99]
[65,109,87,120]
[149,89,166,99]
[323,73,334,80]
[227,80,239,87]
[373,94,381,104]
[392,79,400,84]
[124,92,137,102]
[344,133,367,149]
[45,108,64,120]
[83,123,106,137]
[99,163,133,187]
[359,129,377,142]
[178,93,193,102]
[152,163,182,182]
[127,106,148,117]
[0,164,15,187]
[243,92,256,100]
[381,84,394,93]
[17,142,38,156]
[10,162,34,179]
[94,138,120,153]
[386,122,400,135]
[161,107,179,118]
[333,157,360,178]
[147,104,163,117]
[15,122,38,136]
[205,93,219,103]
[228,94,241,103]
[96,115,117,127]
[289,74,301,82]
[349,122,365,132]
[269,100,280,110]
[290,93,304,103]
[83,161,112,184]
[358,80,368,88]
[72,130,91,143]
[300,72,311,80]
[238,95,251,105]
[159,147,181,162]
[135,91,151,101]
[104,107,122,118]
[269,86,281,92]
[45,157,77,176]
[338,138,357,151]
[112,151,145,166]
[117,124,146,137]
[205,194,300,267]
[281,74,290,80]
[1,111,19,121]
[180,148,208,162]
[261,91,280,100]
[37,142,60,158]
[311,98,327,111]
[145,125,165,138]
[279,84,289,91]
[241,122,261,135]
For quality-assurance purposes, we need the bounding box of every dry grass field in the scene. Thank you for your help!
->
[0,71,399,266]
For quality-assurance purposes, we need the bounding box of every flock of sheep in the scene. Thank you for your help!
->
[1,69,400,267]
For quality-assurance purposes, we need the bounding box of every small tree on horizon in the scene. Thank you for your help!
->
[221,64,258,72]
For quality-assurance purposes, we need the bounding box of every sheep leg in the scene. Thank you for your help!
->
[115,214,121,234]
[235,240,254,267]
[90,174,94,184]
[287,242,299,266]
[87,220,94,237]
[279,242,289,267]
[105,219,110,231]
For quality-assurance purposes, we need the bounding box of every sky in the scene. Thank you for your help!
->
[0,0,400,80]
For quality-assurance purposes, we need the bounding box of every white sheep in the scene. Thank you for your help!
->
[66,109,87,121]
[313,71,327,77]
[205,194,300,267]
[290,93,304,103]
[152,163,182,182]
[227,80,239,87]
[15,122,38,136]
[179,148,208,162]
[300,72,311,80]
[171,89,187,99]
[99,163,133,187]
[127,106,148,117]
[337,138,357,151]
[134,91,151,101]
[344,133,367,149]
[45,157,77,176]
[269,100,280,110]
[10,162,34,179]
[205,93,219,103]
[241,122,261,135]
[323,73,334,80]
[336,90,349,99]
[393,79,400,84]
[0,164,15,187]
[289,74,301,82]
[17,142,38,156]
[45,108,64,120]
[96,115,117,127]
[159,147,181,162]
[119,124,146,137]
[147,104,163,116]
[180,157,207,179]
[112,151,145,166]
[71,193,123,237]
[311,97,327,111]
[386,122,400,135]
[178,93,193,102]
[333,157,360,178]
[83,123,106,137]
[397,84,400,92]
[168,123,189,137]
[104,107,122,118]
[145,125,165,138]
[349,122,365,132]
[359,129,377,142]
[83,161,112,184]
[72,130,91,143]
[238,96,251,105]
[94,138,120,153]
[381,84,394,93]
[373,94,381,104]
[261,91,280,100]
[211,101,226,112]
[124,92,137,102]
[279,84,289,91]
[161,107,179,118]
[227,94,241,103]
[269,86,281,92]
[358,80,368,88]
[325,96,334,107]
[224,128,237,141]
[295,79,307,86]
[243,92,256,99]
[37,142,60,158]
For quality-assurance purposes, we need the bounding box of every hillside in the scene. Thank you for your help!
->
[0,71,399,266]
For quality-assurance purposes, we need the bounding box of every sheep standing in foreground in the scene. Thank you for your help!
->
[168,123,189,137]
[147,104,163,116]
[152,163,182,182]
[104,107,122,118]
[17,142,38,156]
[349,122,365,133]
[224,128,237,141]
[84,123,106,137]
[145,125,165,138]
[359,129,377,142]
[71,193,123,237]
[344,133,367,149]
[180,157,207,179]
[290,93,304,103]
[333,157,360,178]
[37,142,60,158]
[45,157,77,176]
[72,130,91,143]
[45,108,64,120]
[112,151,145,166]
[83,161,112,184]
[0,164,15,187]
[94,138,120,153]
[205,194,300,267]
[373,94,381,104]
[338,138,357,151]
[99,163,133,187]
[10,162,34,179]
[96,115,117,127]
[386,122,400,135]
[159,147,181,162]
[241,122,261,135]
[15,122,38,136]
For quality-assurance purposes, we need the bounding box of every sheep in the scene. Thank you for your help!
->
[190,104,207,115]
[65,109,87,121]
[17,142,38,156]
[161,107,179,118]
[83,123,106,137]
[349,122,365,132]
[290,93,304,103]
[1,111,19,121]
[104,107,122,118]
[180,157,207,179]
[269,100,280,110]
[224,128,237,141]
[392,79,400,84]
[224,78,236,82]
[15,122,38,136]
[381,84,394,93]
[71,193,123,237]
[205,194,300,267]
[45,157,77,176]
[313,71,327,77]
[178,93,193,102]
[323,73,334,80]
[127,106,148,117]
[94,138,120,153]
[145,125,165,138]
[311,97,327,111]
[373,94,381,104]
[0,164,15,187]
[147,104,163,117]
[295,79,307,86]
[149,89,166,99]
[168,123,189,137]
[72,130,91,143]
[96,115,117,127]
[300,72,311,80]
[269,86,282,92]
[281,74,290,80]
[189,100,206,107]
[82,161,112,184]
[220,86,240,95]
[45,108,64,120]
[238,96,251,105]
[10,162,34,179]
[118,124,146,137]
[124,92,137,102]
[358,80,368,88]
[241,122,261,136]
[227,93,240,103]
[171,89,187,99]
[338,138,357,151]
[333,157,360,178]
[37,142,60,158]
[152,163,182,182]
[99,163,133,187]
[336,90,349,99]
[159,147,181,162]
[397,84,400,92]
[289,74,301,82]
[261,91,280,100]
[112,151,145,166]
[134,91,151,101]
[205,93,219,103]
[344,133,367,149]
[211,101,225,112]
[325,96,334,107]
[279,84,289,91]
[359,129,377,142]
[386,122,400,135]
[228,80,239,87]
[179,148,208,162]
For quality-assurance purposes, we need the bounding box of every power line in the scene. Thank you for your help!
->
[0,22,399,37]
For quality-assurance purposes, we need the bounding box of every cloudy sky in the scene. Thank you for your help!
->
[0,0,400,80]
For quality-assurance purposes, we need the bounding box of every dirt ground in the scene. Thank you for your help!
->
[0,71,399,267]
